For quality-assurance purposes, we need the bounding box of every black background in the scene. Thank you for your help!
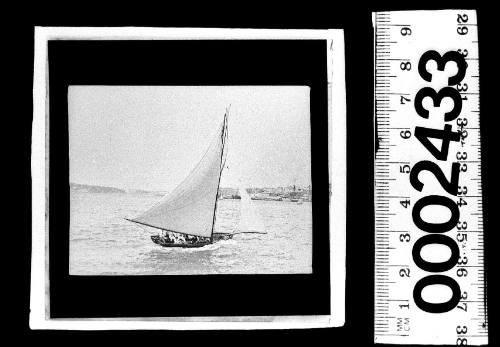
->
[15,2,498,346]
[48,40,330,318]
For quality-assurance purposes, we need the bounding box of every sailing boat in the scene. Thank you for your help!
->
[126,107,265,248]
[238,182,266,233]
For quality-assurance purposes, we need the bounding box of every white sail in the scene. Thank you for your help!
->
[239,184,266,233]
[129,112,228,238]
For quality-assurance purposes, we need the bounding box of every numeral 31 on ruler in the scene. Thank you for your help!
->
[373,10,488,345]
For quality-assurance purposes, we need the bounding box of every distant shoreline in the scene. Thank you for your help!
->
[70,182,312,203]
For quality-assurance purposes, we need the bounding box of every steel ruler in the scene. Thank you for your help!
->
[373,10,488,345]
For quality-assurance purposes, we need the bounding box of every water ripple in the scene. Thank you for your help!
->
[70,191,312,275]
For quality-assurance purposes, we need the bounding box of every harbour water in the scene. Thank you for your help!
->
[69,190,313,275]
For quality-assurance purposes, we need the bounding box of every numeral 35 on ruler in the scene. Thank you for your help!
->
[373,10,488,345]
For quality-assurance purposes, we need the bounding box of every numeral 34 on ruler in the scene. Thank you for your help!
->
[373,10,488,345]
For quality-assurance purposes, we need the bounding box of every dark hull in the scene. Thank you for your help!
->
[151,233,233,248]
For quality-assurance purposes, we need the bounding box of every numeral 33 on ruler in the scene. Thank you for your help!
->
[373,10,488,345]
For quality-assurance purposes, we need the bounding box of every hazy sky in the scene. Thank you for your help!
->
[68,86,311,191]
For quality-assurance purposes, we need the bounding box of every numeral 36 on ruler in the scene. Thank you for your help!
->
[373,10,488,345]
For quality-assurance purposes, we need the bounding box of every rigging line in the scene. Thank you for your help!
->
[211,111,229,239]
[220,114,229,173]
[137,189,218,214]
[136,166,221,214]
[132,162,220,216]
[131,116,226,218]
[127,217,266,236]
[156,122,221,198]
[124,218,210,238]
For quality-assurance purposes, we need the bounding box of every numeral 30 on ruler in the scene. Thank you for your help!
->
[373,10,488,345]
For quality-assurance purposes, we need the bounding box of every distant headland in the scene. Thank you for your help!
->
[70,182,127,193]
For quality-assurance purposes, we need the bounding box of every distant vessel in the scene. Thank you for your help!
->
[126,107,265,248]
[239,182,266,233]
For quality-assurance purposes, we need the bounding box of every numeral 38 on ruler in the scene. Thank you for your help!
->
[373,10,488,345]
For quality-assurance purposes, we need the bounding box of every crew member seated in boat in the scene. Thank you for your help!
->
[185,235,199,244]
[159,230,174,243]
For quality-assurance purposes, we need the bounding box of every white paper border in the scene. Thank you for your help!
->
[31,27,346,330]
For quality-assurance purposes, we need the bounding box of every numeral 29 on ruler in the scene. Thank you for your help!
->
[373,10,488,345]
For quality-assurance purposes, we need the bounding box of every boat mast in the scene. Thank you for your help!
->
[210,108,229,242]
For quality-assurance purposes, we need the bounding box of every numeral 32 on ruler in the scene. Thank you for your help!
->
[373,10,488,345]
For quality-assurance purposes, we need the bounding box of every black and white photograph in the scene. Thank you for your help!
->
[68,85,313,275]
[30,27,346,330]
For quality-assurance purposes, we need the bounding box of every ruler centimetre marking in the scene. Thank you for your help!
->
[374,10,488,345]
